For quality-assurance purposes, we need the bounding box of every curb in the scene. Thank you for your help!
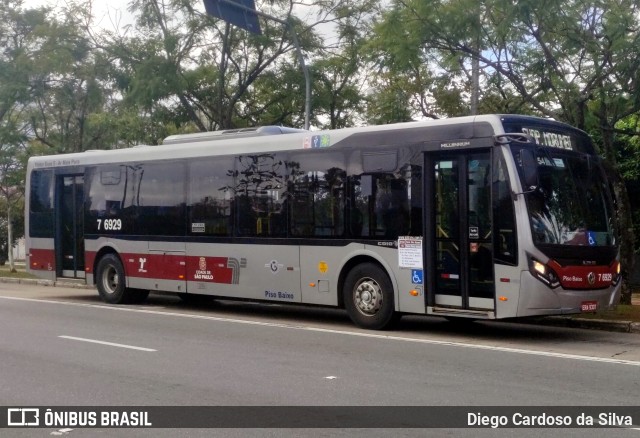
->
[0,277,94,290]
[2,277,639,334]
[524,316,640,334]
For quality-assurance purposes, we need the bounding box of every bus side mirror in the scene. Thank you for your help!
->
[520,149,538,191]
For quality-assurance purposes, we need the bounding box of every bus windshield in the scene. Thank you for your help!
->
[523,149,615,247]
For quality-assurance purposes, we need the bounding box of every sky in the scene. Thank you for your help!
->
[31,0,134,31]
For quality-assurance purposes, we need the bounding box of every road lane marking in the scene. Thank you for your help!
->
[58,336,156,352]
[2,295,640,366]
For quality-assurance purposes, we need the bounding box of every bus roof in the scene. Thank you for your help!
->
[27,114,583,169]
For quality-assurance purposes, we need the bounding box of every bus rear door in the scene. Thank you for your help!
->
[56,174,85,279]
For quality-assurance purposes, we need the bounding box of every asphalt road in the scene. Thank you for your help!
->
[1,282,639,438]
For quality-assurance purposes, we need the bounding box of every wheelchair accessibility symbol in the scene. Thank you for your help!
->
[411,270,424,284]
[587,231,596,246]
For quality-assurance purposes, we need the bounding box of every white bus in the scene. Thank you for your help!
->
[25,115,621,329]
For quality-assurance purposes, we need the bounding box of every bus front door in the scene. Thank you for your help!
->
[56,175,85,279]
[427,152,495,312]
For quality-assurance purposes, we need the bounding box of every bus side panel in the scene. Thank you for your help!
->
[299,244,366,306]
[363,244,426,315]
[185,242,301,303]
[183,242,245,296]
[26,237,56,281]
[493,264,521,318]
[146,241,186,293]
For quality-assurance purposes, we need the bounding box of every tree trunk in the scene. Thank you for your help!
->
[7,204,16,273]
[612,177,635,305]
[601,125,635,305]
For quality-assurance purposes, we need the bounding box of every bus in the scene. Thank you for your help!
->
[25,115,621,329]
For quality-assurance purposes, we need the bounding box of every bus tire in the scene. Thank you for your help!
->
[343,263,399,330]
[96,254,134,304]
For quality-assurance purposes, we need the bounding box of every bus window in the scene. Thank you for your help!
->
[493,151,517,265]
[29,169,54,238]
[234,154,287,237]
[349,163,420,239]
[85,165,138,235]
[288,152,346,238]
[137,162,186,236]
[189,158,234,236]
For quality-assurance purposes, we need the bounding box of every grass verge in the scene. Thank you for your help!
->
[0,264,37,280]
[572,304,640,322]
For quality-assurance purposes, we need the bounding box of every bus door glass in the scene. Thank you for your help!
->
[428,151,495,310]
[56,175,85,278]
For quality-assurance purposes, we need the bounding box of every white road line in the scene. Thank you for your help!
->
[2,295,640,366]
[58,335,156,352]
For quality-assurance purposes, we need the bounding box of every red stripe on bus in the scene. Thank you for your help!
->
[28,248,55,271]
[86,252,236,284]
[548,259,615,289]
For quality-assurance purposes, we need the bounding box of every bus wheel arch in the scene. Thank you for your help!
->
[92,246,120,285]
[340,258,400,330]
[95,252,148,304]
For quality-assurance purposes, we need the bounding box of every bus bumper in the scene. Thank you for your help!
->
[518,271,622,317]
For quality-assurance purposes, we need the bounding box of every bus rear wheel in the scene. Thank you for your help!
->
[96,254,148,304]
[343,263,399,330]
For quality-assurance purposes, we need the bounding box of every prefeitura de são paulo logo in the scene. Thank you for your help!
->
[194,257,213,280]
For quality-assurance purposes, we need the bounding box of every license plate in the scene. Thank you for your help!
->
[581,301,598,312]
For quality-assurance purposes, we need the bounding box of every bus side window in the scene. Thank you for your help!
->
[137,162,186,236]
[288,152,346,238]
[234,154,287,237]
[86,166,133,235]
[349,175,371,237]
[493,152,517,265]
[189,158,234,236]
[351,168,414,240]
[29,169,54,238]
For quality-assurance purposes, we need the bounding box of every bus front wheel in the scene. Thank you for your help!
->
[343,263,399,330]
[96,254,148,304]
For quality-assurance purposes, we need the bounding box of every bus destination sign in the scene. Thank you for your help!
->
[521,127,574,150]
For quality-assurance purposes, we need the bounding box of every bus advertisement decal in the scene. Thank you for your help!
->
[187,256,238,284]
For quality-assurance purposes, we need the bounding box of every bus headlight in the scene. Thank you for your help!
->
[529,257,560,289]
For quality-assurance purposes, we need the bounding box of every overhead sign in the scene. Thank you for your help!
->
[203,0,262,35]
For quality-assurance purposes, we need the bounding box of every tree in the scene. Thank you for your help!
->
[91,0,324,134]
[309,1,376,128]
[0,0,53,267]
[372,0,640,302]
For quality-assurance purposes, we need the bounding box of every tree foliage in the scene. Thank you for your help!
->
[370,0,640,300]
